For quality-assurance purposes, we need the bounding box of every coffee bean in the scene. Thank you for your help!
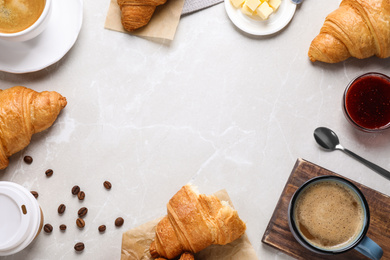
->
[115,217,124,227]
[78,191,85,200]
[44,224,53,233]
[74,242,85,252]
[76,218,85,228]
[72,185,80,195]
[23,156,33,164]
[58,204,66,214]
[59,224,67,231]
[98,225,106,232]
[103,181,112,190]
[78,207,88,218]
[45,169,53,177]
[31,191,39,199]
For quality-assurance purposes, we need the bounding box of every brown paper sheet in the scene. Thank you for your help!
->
[104,0,185,41]
[121,189,259,260]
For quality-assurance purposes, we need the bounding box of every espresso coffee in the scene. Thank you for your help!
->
[0,0,45,34]
[293,180,364,250]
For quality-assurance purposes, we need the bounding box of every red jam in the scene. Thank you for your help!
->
[345,73,390,130]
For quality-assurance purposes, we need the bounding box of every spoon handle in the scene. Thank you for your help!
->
[290,0,303,4]
[342,148,390,180]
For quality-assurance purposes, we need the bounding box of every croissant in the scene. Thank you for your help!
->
[178,253,195,260]
[155,252,194,260]
[117,0,167,32]
[149,185,246,259]
[0,86,67,170]
[308,0,390,63]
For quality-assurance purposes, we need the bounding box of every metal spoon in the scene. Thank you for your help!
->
[291,0,303,4]
[314,127,390,180]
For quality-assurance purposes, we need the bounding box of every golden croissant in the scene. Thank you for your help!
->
[155,252,194,260]
[0,86,67,169]
[308,0,390,63]
[149,185,246,259]
[117,0,167,32]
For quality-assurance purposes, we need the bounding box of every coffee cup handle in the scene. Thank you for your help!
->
[354,236,383,260]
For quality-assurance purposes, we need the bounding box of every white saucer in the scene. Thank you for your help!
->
[0,0,83,74]
[224,0,296,36]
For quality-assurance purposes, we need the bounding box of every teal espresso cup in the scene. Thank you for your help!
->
[288,176,383,260]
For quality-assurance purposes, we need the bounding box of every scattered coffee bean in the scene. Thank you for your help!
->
[44,224,53,233]
[31,191,39,199]
[115,217,124,227]
[78,191,85,200]
[58,204,66,214]
[74,242,85,252]
[59,224,67,231]
[78,207,88,218]
[23,156,33,164]
[103,181,112,190]
[98,225,106,232]
[72,185,80,195]
[45,169,54,177]
[76,218,85,228]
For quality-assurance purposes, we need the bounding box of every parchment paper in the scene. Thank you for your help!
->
[104,0,185,41]
[121,189,259,260]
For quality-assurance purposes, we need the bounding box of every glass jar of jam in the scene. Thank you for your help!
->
[343,72,390,132]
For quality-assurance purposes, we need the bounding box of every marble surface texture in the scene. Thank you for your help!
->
[1,0,390,259]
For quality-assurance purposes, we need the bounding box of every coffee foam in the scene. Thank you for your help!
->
[294,180,364,250]
[0,0,45,33]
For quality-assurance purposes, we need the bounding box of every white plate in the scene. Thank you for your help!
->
[225,0,296,36]
[0,0,83,74]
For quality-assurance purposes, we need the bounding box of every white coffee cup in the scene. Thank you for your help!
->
[0,181,44,256]
[0,0,52,42]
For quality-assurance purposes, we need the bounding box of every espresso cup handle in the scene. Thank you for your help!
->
[354,236,383,260]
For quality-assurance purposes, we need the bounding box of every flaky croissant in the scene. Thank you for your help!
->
[178,253,195,260]
[117,0,167,32]
[149,185,246,259]
[155,252,194,260]
[0,86,67,169]
[308,0,390,63]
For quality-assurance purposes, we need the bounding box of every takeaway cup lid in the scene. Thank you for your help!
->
[0,182,41,256]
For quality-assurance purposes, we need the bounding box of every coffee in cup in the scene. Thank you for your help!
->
[0,0,46,34]
[293,179,364,250]
[288,176,383,260]
[0,0,51,41]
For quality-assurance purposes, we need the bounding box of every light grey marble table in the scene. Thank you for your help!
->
[1,0,390,259]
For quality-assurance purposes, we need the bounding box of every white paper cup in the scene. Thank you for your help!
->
[0,182,44,256]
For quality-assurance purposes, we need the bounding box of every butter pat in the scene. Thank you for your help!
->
[256,1,273,20]
[268,0,281,10]
[231,0,281,20]
[244,0,261,11]
[241,4,254,16]
[230,0,245,8]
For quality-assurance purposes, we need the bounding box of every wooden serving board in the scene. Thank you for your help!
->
[262,158,390,260]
